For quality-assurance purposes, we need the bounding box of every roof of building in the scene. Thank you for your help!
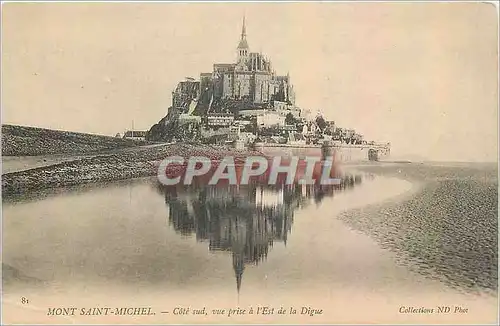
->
[123,130,147,137]
[214,63,236,68]
[208,113,234,117]
[237,38,249,49]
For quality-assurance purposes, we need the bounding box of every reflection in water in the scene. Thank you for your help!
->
[157,173,365,293]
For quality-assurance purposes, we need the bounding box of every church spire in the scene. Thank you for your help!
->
[237,16,249,50]
[241,15,247,40]
[233,253,245,295]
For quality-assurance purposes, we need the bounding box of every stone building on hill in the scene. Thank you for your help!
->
[171,17,296,116]
[209,17,295,106]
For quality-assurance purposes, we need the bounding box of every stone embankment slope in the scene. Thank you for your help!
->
[2,124,148,156]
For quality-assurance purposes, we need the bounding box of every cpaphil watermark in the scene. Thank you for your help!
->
[157,155,341,186]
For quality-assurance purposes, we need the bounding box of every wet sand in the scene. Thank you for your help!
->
[1,143,171,175]
[340,162,498,294]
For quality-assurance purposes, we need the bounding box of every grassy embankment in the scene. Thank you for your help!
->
[2,124,149,156]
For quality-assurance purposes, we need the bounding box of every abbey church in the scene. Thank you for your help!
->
[207,17,296,105]
[171,17,296,114]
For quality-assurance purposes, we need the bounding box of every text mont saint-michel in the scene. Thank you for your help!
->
[48,307,155,316]
[47,306,325,317]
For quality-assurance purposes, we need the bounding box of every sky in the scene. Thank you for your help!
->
[2,2,498,162]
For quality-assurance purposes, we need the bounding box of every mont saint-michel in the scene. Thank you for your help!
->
[147,18,390,162]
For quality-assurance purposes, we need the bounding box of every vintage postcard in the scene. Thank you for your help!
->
[1,1,498,325]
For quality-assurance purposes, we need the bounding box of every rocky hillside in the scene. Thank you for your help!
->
[2,124,149,156]
[147,96,264,143]
[147,107,201,143]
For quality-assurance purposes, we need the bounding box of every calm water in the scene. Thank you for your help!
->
[2,167,498,324]
[3,173,375,292]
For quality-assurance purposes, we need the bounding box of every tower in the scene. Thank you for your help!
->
[237,16,249,65]
[233,252,245,294]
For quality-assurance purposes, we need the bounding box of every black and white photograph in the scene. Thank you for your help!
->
[1,2,498,324]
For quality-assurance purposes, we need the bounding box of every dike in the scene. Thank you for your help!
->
[1,143,262,198]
